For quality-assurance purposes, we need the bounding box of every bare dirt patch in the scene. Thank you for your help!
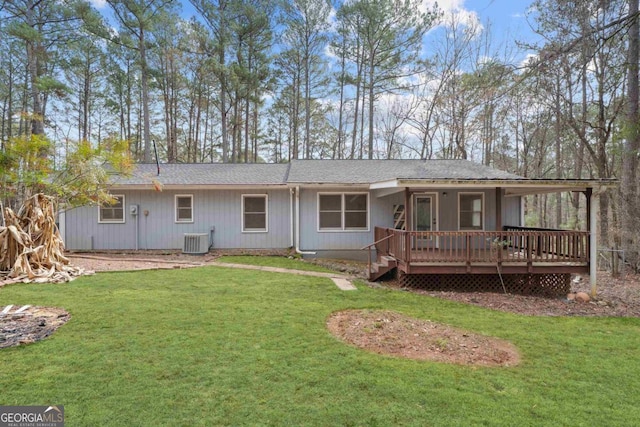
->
[64,249,291,273]
[66,252,214,272]
[327,309,520,366]
[0,306,70,349]
[408,272,640,318]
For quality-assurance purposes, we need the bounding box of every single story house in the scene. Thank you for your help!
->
[60,159,611,295]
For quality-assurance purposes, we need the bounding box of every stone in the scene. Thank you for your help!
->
[331,278,357,291]
[575,292,591,303]
[15,305,31,314]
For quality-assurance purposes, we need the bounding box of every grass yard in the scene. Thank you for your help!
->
[1,265,640,426]
[217,255,336,273]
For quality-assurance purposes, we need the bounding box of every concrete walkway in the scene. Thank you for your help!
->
[210,261,357,291]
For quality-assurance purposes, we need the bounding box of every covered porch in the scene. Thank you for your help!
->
[364,179,607,296]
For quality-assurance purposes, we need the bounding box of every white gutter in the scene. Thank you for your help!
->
[294,186,315,255]
[370,178,616,195]
[108,184,289,191]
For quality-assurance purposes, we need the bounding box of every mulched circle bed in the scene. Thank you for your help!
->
[327,309,521,367]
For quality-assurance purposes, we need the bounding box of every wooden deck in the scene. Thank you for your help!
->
[365,227,590,279]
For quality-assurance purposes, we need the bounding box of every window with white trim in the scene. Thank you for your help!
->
[175,195,193,223]
[242,195,268,232]
[459,193,484,230]
[99,195,125,223]
[318,193,368,231]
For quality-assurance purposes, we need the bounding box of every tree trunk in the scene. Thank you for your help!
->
[350,38,362,160]
[554,73,562,228]
[336,38,346,159]
[292,72,300,160]
[368,54,375,159]
[232,90,239,163]
[139,27,152,163]
[244,98,250,163]
[82,55,91,141]
[26,41,44,136]
[622,0,640,268]
[304,39,311,160]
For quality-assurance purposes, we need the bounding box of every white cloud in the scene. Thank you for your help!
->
[477,55,494,66]
[420,0,484,40]
[327,5,337,31]
[108,26,119,38]
[423,0,465,12]
[324,44,339,62]
[89,0,107,9]
[520,52,538,69]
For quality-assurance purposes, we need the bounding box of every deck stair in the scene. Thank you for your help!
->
[369,255,397,281]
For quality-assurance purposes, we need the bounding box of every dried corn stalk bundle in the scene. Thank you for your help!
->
[0,194,91,285]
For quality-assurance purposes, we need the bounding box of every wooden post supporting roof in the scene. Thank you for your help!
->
[586,188,597,296]
[405,188,412,231]
[495,187,502,230]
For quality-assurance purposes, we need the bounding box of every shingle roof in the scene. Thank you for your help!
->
[286,159,524,183]
[110,160,524,187]
[111,163,290,185]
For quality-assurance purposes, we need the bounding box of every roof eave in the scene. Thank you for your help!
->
[285,182,370,188]
[108,183,288,191]
[371,178,616,195]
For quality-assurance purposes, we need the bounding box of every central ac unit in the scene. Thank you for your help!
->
[183,233,209,254]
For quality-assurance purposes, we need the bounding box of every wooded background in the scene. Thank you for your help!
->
[1,0,639,269]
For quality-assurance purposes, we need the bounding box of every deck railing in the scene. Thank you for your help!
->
[373,226,589,266]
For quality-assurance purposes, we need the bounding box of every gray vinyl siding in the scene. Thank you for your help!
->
[436,189,496,231]
[64,185,521,253]
[297,187,514,252]
[298,187,389,251]
[503,195,522,227]
[64,189,291,250]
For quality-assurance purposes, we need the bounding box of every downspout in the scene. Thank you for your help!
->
[134,207,139,251]
[294,186,316,255]
[289,188,294,248]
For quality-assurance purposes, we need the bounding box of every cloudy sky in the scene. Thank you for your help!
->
[89,0,534,39]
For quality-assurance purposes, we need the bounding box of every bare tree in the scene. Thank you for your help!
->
[107,0,175,163]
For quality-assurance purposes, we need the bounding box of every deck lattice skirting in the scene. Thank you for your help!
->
[398,272,572,297]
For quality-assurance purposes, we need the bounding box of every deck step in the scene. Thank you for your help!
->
[379,256,395,266]
[369,256,398,281]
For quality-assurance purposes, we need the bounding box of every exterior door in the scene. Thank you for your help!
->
[413,194,437,248]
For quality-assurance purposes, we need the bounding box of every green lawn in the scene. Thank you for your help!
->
[217,255,336,273]
[1,265,640,426]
